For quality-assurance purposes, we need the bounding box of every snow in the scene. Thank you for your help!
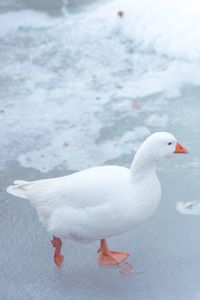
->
[1,0,200,299]
[0,0,200,173]
[96,0,200,61]
[177,201,200,216]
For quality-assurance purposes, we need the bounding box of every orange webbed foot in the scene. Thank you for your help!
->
[54,254,64,267]
[98,239,129,265]
[51,236,64,267]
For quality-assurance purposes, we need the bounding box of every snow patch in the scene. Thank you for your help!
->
[94,0,200,61]
[1,1,200,172]
[177,201,200,216]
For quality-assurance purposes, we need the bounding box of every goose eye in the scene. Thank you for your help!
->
[168,142,172,145]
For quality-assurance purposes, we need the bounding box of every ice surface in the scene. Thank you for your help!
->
[1,0,200,299]
[1,0,200,173]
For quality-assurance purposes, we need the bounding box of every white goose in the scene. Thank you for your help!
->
[7,132,188,267]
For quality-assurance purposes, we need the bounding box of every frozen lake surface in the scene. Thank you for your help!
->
[1,0,200,299]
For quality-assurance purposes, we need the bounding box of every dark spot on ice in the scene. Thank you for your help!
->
[117,10,124,18]
[63,142,69,147]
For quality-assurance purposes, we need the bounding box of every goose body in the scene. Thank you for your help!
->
[7,132,188,266]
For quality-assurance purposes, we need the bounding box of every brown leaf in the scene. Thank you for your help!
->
[117,10,124,18]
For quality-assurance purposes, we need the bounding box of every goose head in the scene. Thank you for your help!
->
[143,132,188,160]
[131,132,188,174]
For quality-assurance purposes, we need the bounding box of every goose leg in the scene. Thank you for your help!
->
[98,239,129,265]
[51,236,64,267]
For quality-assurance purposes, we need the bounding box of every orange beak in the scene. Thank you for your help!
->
[174,142,188,154]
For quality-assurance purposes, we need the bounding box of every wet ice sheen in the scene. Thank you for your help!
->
[1,0,200,299]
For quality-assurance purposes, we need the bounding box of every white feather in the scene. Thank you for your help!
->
[7,132,179,243]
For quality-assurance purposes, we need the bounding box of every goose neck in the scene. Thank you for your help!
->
[130,148,156,177]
